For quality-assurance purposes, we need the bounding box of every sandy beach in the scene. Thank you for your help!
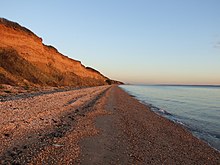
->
[0,85,219,164]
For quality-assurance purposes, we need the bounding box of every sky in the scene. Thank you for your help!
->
[1,0,220,85]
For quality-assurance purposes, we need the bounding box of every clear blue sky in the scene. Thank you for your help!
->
[1,0,220,85]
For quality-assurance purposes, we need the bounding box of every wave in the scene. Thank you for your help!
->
[146,104,173,116]
[161,99,185,104]
[146,102,220,151]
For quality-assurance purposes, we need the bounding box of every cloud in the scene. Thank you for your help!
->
[214,41,220,49]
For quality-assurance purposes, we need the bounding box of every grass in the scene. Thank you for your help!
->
[0,48,108,87]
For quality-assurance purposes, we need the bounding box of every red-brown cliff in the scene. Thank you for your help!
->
[0,18,122,87]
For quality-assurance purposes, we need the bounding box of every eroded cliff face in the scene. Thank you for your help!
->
[0,18,116,87]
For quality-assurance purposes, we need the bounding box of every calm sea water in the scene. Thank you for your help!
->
[120,85,220,151]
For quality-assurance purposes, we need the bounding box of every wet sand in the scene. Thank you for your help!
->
[0,85,219,164]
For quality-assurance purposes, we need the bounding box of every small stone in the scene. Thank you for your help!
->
[52,144,64,147]
[4,133,10,137]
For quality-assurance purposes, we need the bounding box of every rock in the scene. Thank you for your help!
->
[52,144,64,147]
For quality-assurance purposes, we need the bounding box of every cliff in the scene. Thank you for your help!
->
[0,18,121,88]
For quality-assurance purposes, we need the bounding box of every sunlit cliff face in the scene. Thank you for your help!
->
[0,18,112,87]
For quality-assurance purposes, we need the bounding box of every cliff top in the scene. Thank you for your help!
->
[0,18,37,37]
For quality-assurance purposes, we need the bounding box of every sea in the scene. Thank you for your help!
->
[120,84,220,151]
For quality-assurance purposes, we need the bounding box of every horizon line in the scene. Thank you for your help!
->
[122,83,220,87]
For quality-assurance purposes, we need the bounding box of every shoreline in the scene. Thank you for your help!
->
[142,100,220,153]
[0,85,219,164]
[120,85,220,153]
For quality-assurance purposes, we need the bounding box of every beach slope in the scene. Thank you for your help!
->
[0,86,219,164]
